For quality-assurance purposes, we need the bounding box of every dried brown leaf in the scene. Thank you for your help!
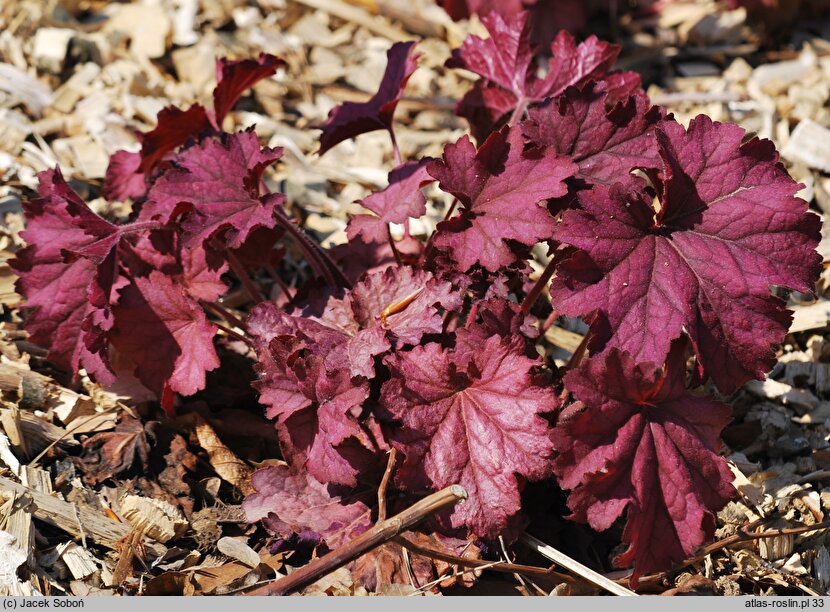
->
[194,415,253,495]
[74,414,153,484]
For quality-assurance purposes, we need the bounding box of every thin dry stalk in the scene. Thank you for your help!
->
[377,448,398,522]
[394,534,562,580]
[521,533,638,596]
[245,485,467,595]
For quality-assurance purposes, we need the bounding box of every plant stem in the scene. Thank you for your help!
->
[565,332,591,371]
[421,198,459,265]
[389,127,402,167]
[541,310,559,333]
[121,220,166,235]
[392,535,560,579]
[265,263,293,300]
[215,322,253,347]
[227,251,265,304]
[387,225,402,266]
[520,256,559,314]
[521,534,637,596]
[274,209,350,288]
[508,98,529,126]
[244,485,467,596]
[377,448,398,523]
[203,301,247,331]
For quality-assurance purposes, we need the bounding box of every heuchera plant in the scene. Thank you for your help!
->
[11,11,822,588]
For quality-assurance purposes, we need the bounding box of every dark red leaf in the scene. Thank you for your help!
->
[311,266,463,378]
[102,150,145,201]
[381,336,557,538]
[347,159,434,243]
[437,0,590,47]
[449,11,635,140]
[11,169,159,384]
[228,226,285,271]
[540,29,623,104]
[553,349,735,585]
[318,41,420,156]
[243,465,373,548]
[248,302,376,486]
[455,296,537,361]
[141,129,284,249]
[138,105,213,174]
[178,244,228,302]
[121,230,228,303]
[102,54,282,199]
[551,116,822,392]
[110,271,220,408]
[332,234,422,285]
[522,82,664,187]
[428,126,575,272]
[212,54,284,127]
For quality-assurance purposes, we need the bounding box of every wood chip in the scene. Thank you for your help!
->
[783,119,830,173]
[217,537,261,569]
[52,63,102,114]
[0,530,34,596]
[104,4,172,59]
[790,300,830,333]
[285,0,412,42]
[32,28,74,74]
[56,542,98,580]
[0,64,52,116]
[0,475,166,556]
[3,491,35,571]
[0,431,20,475]
[120,494,188,544]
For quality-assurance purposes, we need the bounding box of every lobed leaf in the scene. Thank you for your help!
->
[347,159,434,244]
[449,11,637,140]
[318,41,420,155]
[553,349,735,585]
[428,126,575,272]
[551,116,822,392]
[141,129,284,250]
[381,336,557,538]
[522,81,664,188]
[243,464,373,549]
[103,54,281,200]
[110,271,220,411]
[11,169,153,384]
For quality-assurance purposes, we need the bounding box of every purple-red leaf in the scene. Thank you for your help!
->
[381,336,557,538]
[553,349,735,585]
[318,41,419,156]
[551,116,822,392]
[103,54,282,200]
[102,150,145,202]
[243,464,373,549]
[449,11,635,140]
[213,54,284,127]
[522,82,664,187]
[437,0,591,47]
[141,129,284,249]
[347,160,434,243]
[248,302,376,486]
[11,169,160,384]
[312,266,462,377]
[110,271,220,405]
[428,126,575,272]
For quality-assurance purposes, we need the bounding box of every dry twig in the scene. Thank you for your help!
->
[245,485,467,595]
[521,533,638,596]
